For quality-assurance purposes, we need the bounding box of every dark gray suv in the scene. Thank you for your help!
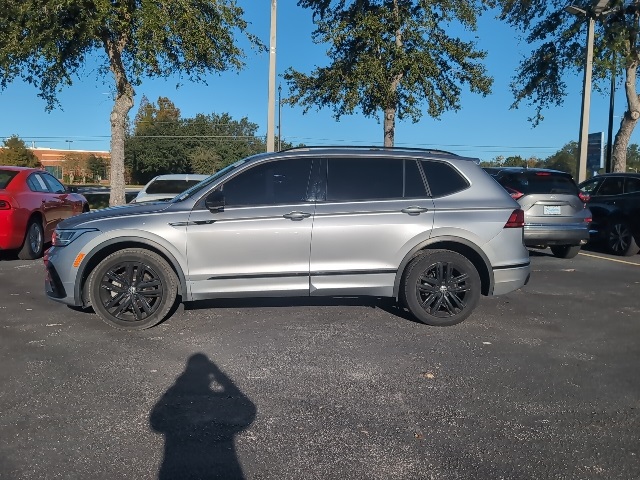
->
[484,167,591,259]
[44,147,531,330]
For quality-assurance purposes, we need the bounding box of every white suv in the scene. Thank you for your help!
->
[45,147,530,330]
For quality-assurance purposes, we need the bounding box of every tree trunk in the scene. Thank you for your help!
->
[613,62,640,173]
[104,36,135,206]
[384,108,395,147]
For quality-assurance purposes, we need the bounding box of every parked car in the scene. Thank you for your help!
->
[484,167,591,259]
[578,172,640,256]
[44,147,531,330]
[132,174,210,203]
[0,166,89,259]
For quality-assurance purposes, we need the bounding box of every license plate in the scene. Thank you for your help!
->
[543,205,561,215]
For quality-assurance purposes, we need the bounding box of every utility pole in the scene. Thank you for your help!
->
[266,0,277,152]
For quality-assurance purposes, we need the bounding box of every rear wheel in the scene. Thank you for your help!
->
[403,250,481,326]
[607,222,639,256]
[88,248,178,330]
[18,218,44,260]
[550,245,581,259]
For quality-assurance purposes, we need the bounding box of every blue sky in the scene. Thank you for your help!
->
[0,3,636,163]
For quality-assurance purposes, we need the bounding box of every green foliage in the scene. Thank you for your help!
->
[286,0,494,144]
[125,97,276,184]
[0,0,263,205]
[0,135,40,167]
[87,155,108,181]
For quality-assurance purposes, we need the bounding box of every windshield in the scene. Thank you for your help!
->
[146,179,207,195]
[174,159,248,202]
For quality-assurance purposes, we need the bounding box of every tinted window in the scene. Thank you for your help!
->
[579,177,602,194]
[147,179,205,195]
[27,174,49,193]
[41,173,66,194]
[326,157,403,201]
[497,172,578,195]
[223,158,312,206]
[405,160,427,197]
[597,177,624,196]
[624,177,640,193]
[0,170,18,189]
[421,161,469,197]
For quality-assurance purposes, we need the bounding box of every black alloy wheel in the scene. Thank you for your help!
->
[607,222,640,256]
[403,249,481,326]
[88,248,178,329]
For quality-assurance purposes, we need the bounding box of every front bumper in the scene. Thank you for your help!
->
[44,246,86,307]
[524,224,590,247]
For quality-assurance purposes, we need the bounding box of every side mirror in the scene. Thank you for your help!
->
[205,190,225,213]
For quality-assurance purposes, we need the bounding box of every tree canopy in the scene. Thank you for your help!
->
[499,0,640,173]
[0,136,40,167]
[285,0,495,146]
[0,0,262,205]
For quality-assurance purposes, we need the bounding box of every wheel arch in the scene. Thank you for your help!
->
[393,236,494,299]
[74,238,187,307]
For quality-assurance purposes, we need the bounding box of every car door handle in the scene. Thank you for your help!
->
[283,211,311,221]
[401,206,429,215]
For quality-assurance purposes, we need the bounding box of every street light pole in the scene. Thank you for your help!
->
[278,84,282,151]
[266,0,277,153]
[566,0,612,183]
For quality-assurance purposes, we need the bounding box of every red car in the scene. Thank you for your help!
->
[0,166,89,259]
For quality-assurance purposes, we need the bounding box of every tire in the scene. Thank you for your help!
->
[402,249,481,326]
[606,222,639,256]
[88,248,178,330]
[550,245,581,259]
[18,218,44,260]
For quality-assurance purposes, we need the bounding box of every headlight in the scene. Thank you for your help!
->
[52,228,99,247]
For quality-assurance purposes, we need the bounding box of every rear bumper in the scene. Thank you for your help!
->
[491,262,531,296]
[524,224,589,246]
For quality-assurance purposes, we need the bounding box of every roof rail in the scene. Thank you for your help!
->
[279,145,460,156]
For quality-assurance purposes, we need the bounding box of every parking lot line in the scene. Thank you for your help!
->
[579,251,640,266]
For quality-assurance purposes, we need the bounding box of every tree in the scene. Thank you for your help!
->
[0,135,40,167]
[285,0,494,146]
[544,142,578,175]
[0,1,262,205]
[499,0,640,173]
[87,154,108,182]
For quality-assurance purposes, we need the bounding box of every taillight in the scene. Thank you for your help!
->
[505,186,524,200]
[0,200,11,210]
[578,191,590,203]
[584,216,592,223]
[504,209,525,228]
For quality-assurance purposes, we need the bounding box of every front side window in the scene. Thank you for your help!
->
[41,173,66,194]
[597,177,624,196]
[222,158,312,206]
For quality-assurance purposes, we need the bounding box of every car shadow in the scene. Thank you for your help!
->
[185,296,421,323]
[150,353,256,480]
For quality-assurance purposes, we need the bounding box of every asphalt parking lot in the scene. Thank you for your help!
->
[1,248,639,480]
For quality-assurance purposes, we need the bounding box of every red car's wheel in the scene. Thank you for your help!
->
[18,218,44,260]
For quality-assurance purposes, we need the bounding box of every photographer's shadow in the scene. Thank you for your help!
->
[150,353,256,479]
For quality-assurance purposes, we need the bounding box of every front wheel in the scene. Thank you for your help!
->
[607,222,639,256]
[88,248,178,330]
[550,245,581,259]
[18,218,44,260]
[403,250,481,326]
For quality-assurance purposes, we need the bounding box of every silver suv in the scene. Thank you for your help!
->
[44,147,530,330]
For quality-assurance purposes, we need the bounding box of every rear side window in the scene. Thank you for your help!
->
[421,160,469,197]
[325,158,427,201]
[498,172,578,195]
[0,170,18,189]
[624,177,640,193]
